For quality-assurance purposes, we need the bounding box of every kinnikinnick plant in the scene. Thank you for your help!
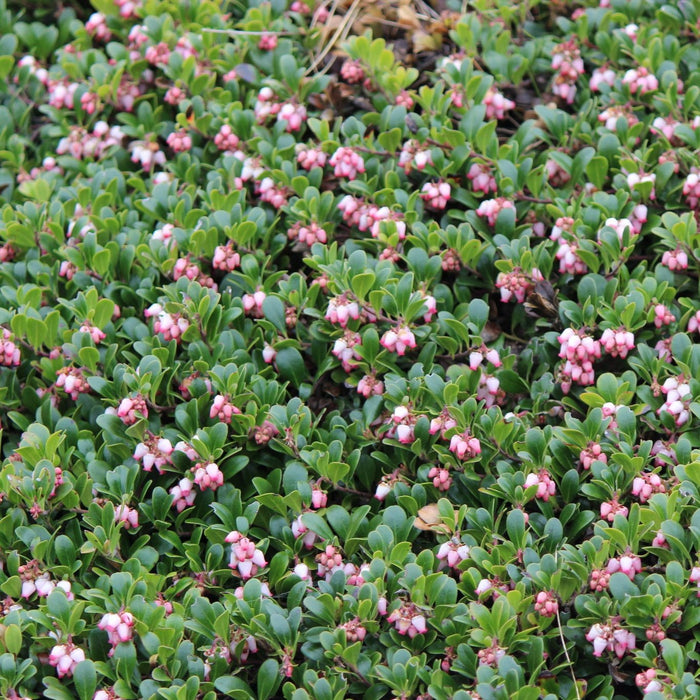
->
[0,0,698,698]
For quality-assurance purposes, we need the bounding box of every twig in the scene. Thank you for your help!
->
[555,553,581,700]
[201,28,298,35]
[306,0,362,76]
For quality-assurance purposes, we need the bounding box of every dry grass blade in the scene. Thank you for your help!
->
[306,0,362,76]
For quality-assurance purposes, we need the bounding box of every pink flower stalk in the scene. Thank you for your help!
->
[428,466,452,492]
[585,621,635,658]
[632,471,666,503]
[242,290,266,318]
[534,590,558,617]
[310,486,327,509]
[467,162,497,194]
[133,435,174,474]
[0,329,20,367]
[94,686,125,700]
[296,144,327,170]
[448,432,481,460]
[340,617,367,642]
[524,469,556,501]
[398,140,433,174]
[49,641,86,678]
[226,531,266,579]
[55,366,89,400]
[193,461,224,492]
[254,87,281,122]
[170,477,196,512]
[551,39,584,104]
[654,304,676,328]
[210,394,241,424]
[437,540,470,569]
[85,12,112,41]
[636,669,664,695]
[380,325,416,356]
[152,223,176,248]
[145,42,171,66]
[116,395,148,425]
[421,181,451,210]
[657,375,691,426]
[430,408,458,437]
[495,267,542,303]
[277,102,307,132]
[340,59,365,84]
[661,248,688,271]
[579,442,606,470]
[288,221,327,246]
[357,373,384,397]
[688,310,700,333]
[164,85,186,105]
[598,105,638,132]
[600,327,635,359]
[324,295,360,328]
[214,124,240,152]
[626,171,656,199]
[252,419,279,445]
[622,66,658,94]
[396,90,414,108]
[212,242,241,272]
[476,197,515,226]
[114,504,139,529]
[607,551,642,581]
[600,497,628,522]
[590,66,616,91]
[477,372,502,408]
[483,87,515,119]
[478,641,507,667]
[389,404,418,444]
[173,256,216,289]
[684,168,700,208]
[555,240,588,275]
[386,602,428,638]
[590,568,611,592]
[291,514,318,549]
[98,611,135,652]
[329,147,365,180]
[130,139,166,170]
[152,310,190,343]
[258,33,277,50]
[557,328,601,392]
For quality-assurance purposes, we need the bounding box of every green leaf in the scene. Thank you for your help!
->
[73,660,97,700]
[257,658,281,700]
[262,296,287,333]
[351,272,375,300]
[275,347,307,386]
[4,624,21,655]
[660,638,684,678]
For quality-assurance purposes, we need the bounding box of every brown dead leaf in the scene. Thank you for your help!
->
[413,503,457,534]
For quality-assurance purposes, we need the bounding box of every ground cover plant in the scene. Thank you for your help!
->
[0,0,699,697]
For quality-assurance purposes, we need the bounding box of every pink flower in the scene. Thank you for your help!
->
[329,147,365,180]
[170,477,196,512]
[193,461,224,492]
[325,295,360,327]
[116,395,148,425]
[467,162,497,194]
[114,504,139,529]
[661,248,688,271]
[483,87,515,119]
[448,432,481,460]
[380,325,416,355]
[49,642,86,678]
[534,590,558,617]
[420,181,451,210]
[225,531,266,579]
[386,602,429,638]
[476,197,515,227]
[210,394,241,424]
[600,327,635,359]
[524,469,556,501]
[437,540,470,569]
